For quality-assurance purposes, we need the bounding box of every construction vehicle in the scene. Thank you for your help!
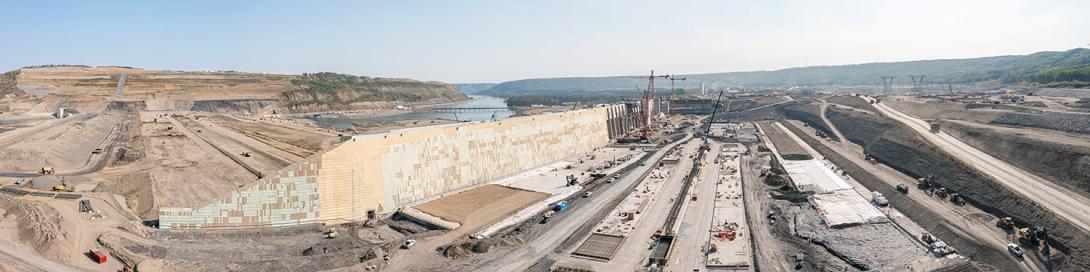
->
[52,178,67,191]
[916,177,930,189]
[240,151,251,157]
[935,187,948,198]
[326,228,338,239]
[997,217,1015,229]
[41,167,55,175]
[921,233,935,244]
[794,253,804,269]
[1008,243,1024,258]
[896,184,909,194]
[1014,227,1041,246]
[949,193,965,205]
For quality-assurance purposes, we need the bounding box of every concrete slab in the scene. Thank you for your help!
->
[706,144,751,269]
[572,233,626,260]
[783,160,853,193]
[809,189,889,227]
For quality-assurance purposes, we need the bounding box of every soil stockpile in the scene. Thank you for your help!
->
[992,111,1090,135]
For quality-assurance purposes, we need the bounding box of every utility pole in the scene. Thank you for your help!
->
[881,76,895,95]
[910,75,926,94]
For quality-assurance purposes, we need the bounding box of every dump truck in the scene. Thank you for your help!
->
[41,167,55,175]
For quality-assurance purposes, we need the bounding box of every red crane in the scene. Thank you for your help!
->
[639,70,670,140]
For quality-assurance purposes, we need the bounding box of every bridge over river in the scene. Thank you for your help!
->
[428,107,510,113]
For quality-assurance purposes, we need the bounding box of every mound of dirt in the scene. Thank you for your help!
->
[94,171,157,219]
[0,195,70,261]
[992,111,1090,135]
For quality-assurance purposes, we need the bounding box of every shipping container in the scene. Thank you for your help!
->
[90,250,107,264]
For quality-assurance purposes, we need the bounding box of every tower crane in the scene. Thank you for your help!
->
[667,75,686,114]
[637,70,669,141]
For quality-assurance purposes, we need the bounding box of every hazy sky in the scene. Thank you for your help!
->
[2,0,1088,83]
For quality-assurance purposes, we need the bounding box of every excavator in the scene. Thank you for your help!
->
[997,217,1014,229]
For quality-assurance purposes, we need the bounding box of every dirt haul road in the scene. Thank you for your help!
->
[873,101,1090,234]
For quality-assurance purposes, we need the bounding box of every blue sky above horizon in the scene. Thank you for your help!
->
[2,0,1088,83]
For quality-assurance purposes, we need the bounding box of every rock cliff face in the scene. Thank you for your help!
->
[278,73,467,113]
[1,66,467,114]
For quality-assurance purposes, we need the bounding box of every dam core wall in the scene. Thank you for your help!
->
[159,104,627,229]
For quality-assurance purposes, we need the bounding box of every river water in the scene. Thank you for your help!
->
[307,95,513,130]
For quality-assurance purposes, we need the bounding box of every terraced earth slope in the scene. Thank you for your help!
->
[1,66,467,114]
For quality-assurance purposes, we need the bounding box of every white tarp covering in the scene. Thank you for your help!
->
[810,190,889,227]
[784,160,853,193]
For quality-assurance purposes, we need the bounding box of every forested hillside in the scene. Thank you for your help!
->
[482,48,1090,96]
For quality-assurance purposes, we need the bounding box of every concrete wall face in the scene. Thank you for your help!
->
[159,105,624,229]
[159,160,321,229]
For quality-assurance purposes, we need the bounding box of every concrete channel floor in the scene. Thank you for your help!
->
[475,134,693,272]
[670,141,733,270]
[550,139,704,271]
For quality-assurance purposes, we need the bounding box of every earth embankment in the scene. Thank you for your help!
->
[824,106,1090,270]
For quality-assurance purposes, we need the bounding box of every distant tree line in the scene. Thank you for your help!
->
[1005,66,1090,88]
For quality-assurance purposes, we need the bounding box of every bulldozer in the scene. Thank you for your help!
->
[997,217,1014,229]
[52,178,67,191]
